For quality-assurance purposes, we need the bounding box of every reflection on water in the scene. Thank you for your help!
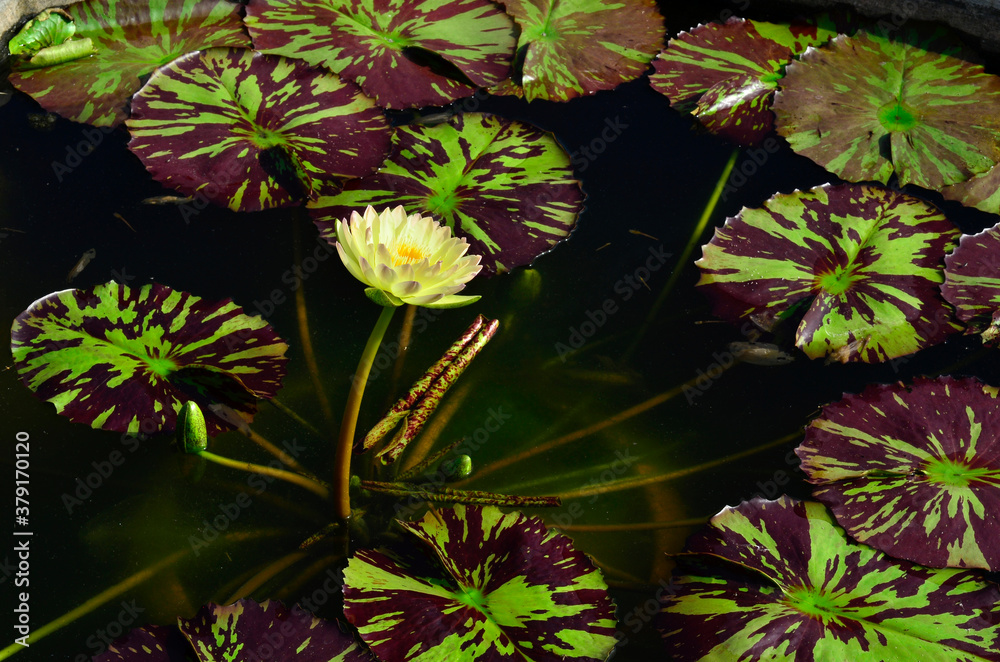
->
[4,3,1000,660]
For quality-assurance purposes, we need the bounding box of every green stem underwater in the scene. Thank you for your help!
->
[199,450,331,500]
[334,305,396,521]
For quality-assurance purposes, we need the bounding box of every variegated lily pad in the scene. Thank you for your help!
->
[309,113,583,274]
[658,497,1000,660]
[245,0,514,109]
[774,30,1000,189]
[127,48,391,212]
[943,225,1000,342]
[10,281,288,437]
[9,0,249,127]
[797,377,1000,570]
[492,0,663,101]
[343,504,617,661]
[95,599,373,661]
[942,167,1000,218]
[696,183,961,363]
[650,17,835,145]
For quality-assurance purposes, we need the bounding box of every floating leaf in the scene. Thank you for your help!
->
[942,225,1000,340]
[658,497,1000,660]
[344,504,617,661]
[493,0,663,101]
[127,48,391,212]
[310,113,582,275]
[9,0,249,127]
[95,599,373,661]
[941,165,1000,215]
[245,0,514,109]
[10,281,288,437]
[650,17,834,145]
[797,376,1000,570]
[696,183,960,363]
[774,30,1000,189]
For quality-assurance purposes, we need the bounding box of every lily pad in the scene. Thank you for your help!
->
[9,0,250,127]
[941,165,1000,215]
[658,497,1000,661]
[95,599,373,661]
[244,0,515,109]
[774,29,1000,189]
[696,182,961,363]
[491,0,664,102]
[649,17,835,146]
[797,376,1000,570]
[309,113,583,274]
[942,225,1000,341]
[10,281,288,437]
[343,504,618,661]
[127,48,391,212]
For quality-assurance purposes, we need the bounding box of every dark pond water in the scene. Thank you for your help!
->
[3,1,1000,660]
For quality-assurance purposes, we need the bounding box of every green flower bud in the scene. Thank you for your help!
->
[177,401,208,453]
[439,454,473,480]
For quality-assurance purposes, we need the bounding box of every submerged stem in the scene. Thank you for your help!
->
[334,305,396,521]
[554,429,802,500]
[294,218,337,430]
[200,450,331,500]
[624,148,739,361]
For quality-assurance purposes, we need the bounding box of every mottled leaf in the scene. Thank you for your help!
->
[9,0,249,127]
[942,225,1000,340]
[180,599,373,661]
[245,0,514,109]
[696,183,960,363]
[941,164,1000,214]
[650,17,834,145]
[798,377,1000,570]
[95,625,192,662]
[127,48,391,212]
[10,281,288,436]
[344,504,617,661]
[774,30,1000,189]
[658,497,1000,661]
[309,113,583,274]
[493,0,663,102]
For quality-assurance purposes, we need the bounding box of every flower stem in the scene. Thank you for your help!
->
[199,450,331,500]
[334,305,396,521]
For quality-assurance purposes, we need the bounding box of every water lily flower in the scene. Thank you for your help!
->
[335,205,482,308]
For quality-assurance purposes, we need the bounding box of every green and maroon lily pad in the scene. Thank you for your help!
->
[10,281,288,437]
[127,48,391,212]
[244,0,514,109]
[650,17,835,145]
[95,599,373,661]
[941,166,1000,217]
[491,0,663,102]
[309,113,583,274]
[797,377,1000,570]
[942,225,1000,341]
[696,183,961,363]
[658,497,1000,660]
[9,0,250,127]
[343,504,617,661]
[774,30,1000,189]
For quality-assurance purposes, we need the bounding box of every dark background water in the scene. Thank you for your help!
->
[3,1,1000,659]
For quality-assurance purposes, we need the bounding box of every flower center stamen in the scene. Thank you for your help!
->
[392,243,428,266]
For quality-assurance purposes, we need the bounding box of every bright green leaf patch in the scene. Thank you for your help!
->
[493,0,664,101]
[798,376,1000,570]
[774,29,1000,188]
[127,48,392,212]
[658,497,1000,660]
[245,0,515,108]
[309,113,583,274]
[343,504,617,661]
[696,182,961,363]
[9,0,250,126]
[10,281,288,437]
